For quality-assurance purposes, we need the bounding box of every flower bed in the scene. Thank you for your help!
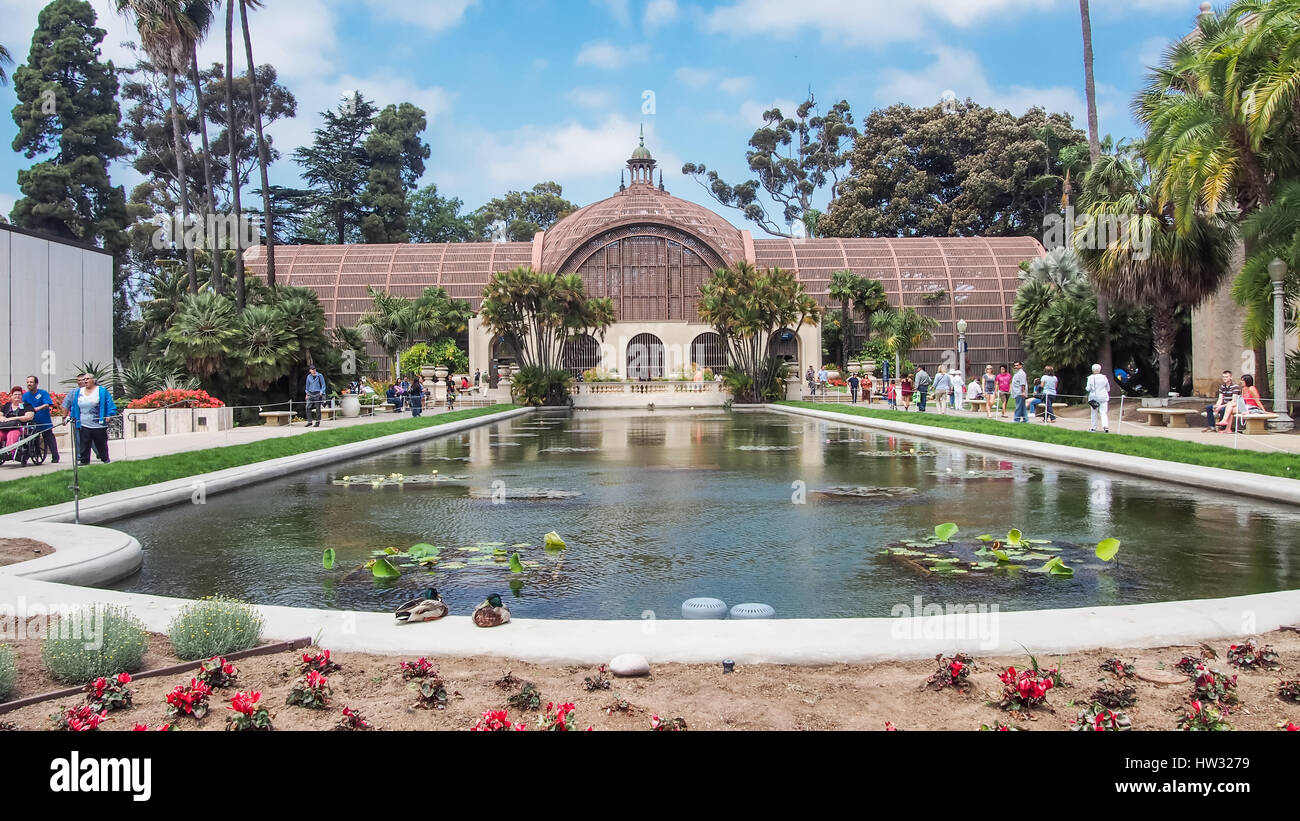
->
[127,389,225,409]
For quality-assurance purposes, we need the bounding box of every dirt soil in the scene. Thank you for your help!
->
[3,615,1299,731]
[0,538,53,568]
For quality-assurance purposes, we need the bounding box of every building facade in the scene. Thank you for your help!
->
[246,138,1043,380]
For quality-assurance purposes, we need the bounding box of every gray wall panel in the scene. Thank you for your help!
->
[9,233,49,387]
[0,231,9,387]
[81,252,114,372]
[49,241,84,385]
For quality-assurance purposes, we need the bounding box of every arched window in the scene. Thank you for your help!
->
[768,328,799,363]
[626,333,665,380]
[690,332,727,372]
[563,334,602,376]
[574,234,716,322]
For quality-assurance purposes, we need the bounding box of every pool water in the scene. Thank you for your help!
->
[109,409,1300,619]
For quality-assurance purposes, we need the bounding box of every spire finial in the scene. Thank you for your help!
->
[639,123,645,146]
[620,169,626,192]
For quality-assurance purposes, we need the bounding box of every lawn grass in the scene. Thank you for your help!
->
[0,405,520,516]
[783,401,1300,480]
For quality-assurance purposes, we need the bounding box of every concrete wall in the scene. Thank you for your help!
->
[0,224,115,389]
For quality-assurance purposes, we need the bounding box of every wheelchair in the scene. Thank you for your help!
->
[0,423,48,467]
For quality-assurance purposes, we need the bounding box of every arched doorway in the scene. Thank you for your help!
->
[690,332,727,372]
[626,333,665,380]
[769,328,799,363]
[563,334,602,376]
[489,336,517,389]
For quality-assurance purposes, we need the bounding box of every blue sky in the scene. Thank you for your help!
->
[0,0,1207,235]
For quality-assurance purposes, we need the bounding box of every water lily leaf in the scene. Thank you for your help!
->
[460,546,484,553]
[1007,529,1023,546]
[479,541,507,547]
[512,543,532,548]
[407,543,439,560]
[1096,538,1121,562]
[976,535,993,542]
[521,561,541,568]
[384,546,402,555]
[509,553,524,573]
[1031,557,1073,577]
[322,548,336,570]
[934,522,959,542]
[439,562,466,570]
[1022,552,1053,561]
[369,558,401,579]
[544,531,566,549]
[930,565,969,574]
[974,548,992,557]
[1026,539,1053,545]
[971,561,999,570]
[889,548,927,556]
[991,549,1010,561]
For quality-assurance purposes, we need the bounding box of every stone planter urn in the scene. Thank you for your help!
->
[847,361,862,375]
[420,365,437,381]
[434,365,449,380]
[340,394,361,418]
[498,364,512,380]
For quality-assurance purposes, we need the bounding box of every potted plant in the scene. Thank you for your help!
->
[340,392,361,418]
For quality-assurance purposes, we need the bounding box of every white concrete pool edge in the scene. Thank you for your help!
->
[1,405,534,525]
[770,403,1300,507]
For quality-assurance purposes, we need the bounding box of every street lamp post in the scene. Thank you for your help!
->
[1269,258,1292,430]
[956,318,968,386]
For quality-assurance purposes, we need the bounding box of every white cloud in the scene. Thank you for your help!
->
[192,0,341,82]
[1137,34,1173,70]
[719,76,753,94]
[575,41,650,69]
[675,67,717,88]
[592,0,631,24]
[645,0,679,28]
[0,192,17,222]
[566,87,615,109]
[738,97,801,127]
[876,47,1087,119]
[358,0,478,32]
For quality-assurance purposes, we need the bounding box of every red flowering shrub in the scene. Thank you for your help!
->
[1178,699,1231,731]
[286,670,332,709]
[538,701,588,731]
[300,649,340,675]
[411,675,449,710]
[399,657,437,680]
[131,723,172,731]
[84,672,133,712]
[583,665,611,691]
[979,722,1020,731]
[52,705,108,731]
[1069,703,1133,731]
[1098,657,1137,680]
[127,389,224,409]
[226,690,272,731]
[1191,664,1238,704]
[334,706,373,731]
[1173,656,1203,674]
[998,666,1054,710]
[1284,722,1300,731]
[49,392,68,417]
[470,710,527,731]
[1279,680,1300,704]
[926,653,975,691]
[1092,679,1138,708]
[166,679,213,719]
[195,657,238,689]
[1226,639,1280,671]
[650,714,687,731]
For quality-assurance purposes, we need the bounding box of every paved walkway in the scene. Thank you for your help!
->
[0,406,470,483]
[801,394,1300,455]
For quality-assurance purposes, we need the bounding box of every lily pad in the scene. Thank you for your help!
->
[1096,538,1121,562]
[509,553,524,573]
[438,562,467,570]
[934,522,959,542]
[367,558,401,579]
[544,531,566,549]
[322,548,336,570]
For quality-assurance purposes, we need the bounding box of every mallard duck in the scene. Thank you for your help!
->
[472,593,510,627]
[395,588,448,623]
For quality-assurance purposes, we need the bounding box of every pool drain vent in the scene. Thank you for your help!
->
[681,598,727,619]
[728,603,775,620]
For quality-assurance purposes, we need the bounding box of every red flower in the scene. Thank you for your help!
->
[116,672,132,685]
[229,691,262,716]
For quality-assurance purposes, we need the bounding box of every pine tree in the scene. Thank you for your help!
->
[10,0,128,256]
[360,103,429,243]
[294,92,379,244]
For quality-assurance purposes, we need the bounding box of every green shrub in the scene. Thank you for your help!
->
[398,342,432,375]
[510,365,573,406]
[0,644,15,701]
[167,596,264,660]
[41,606,148,684]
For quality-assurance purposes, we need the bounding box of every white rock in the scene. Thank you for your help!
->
[608,653,650,677]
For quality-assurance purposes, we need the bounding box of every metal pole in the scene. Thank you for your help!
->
[958,333,966,395]
[1273,278,1291,427]
[1117,394,1124,435]
[70,421,81,524]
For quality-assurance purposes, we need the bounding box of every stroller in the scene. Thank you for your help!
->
[0,421,49,467]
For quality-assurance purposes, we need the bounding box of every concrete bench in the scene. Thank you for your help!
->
[1135,407,1200,428]
[259,411,292,427]
[319,407,336,421]
[1242,412,1279,435]
[965,398,994,413]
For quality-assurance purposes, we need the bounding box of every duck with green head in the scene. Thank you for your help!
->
[472,593,510,627]
[395,588,448,623]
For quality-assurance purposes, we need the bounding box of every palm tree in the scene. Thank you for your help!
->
[117,0,202,292]
[223,0,246,308]
[1079,0,1113,381]
[182,0,220,292]
[1136,5,1292,397]
[1078,154,1234,396]
[1015,248,1103,371]
[828,269,857,365]
[869,307,939,382]
[1236,179,1299,371]
[238,0,276,286]
[164,290,240,377]
[357,287,415,382]
[851,278,889,356]
[0,44,12,86]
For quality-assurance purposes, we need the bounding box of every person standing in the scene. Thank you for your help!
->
[1085,363,1111,433]
[22,375,59,463]
[1040,366,1059,422]
[409,377,425,417]
[817,366,829,397]
[848,372,860,404]
[900,373,914,410]
[445,375,457,411]
[931,369,951,414]
[304,365,326,427]
[1010,361,1029,422]
[474,369,481,388]
[995,365,1012,418]
[950,371,964,411]
[981,366,998,418]
[914,367,932,412]
[62,373,116,465]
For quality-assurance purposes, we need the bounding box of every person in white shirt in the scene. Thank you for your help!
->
[1010,361,1029,422]
[1085,363,1111,432]
[1040,366,1059,422]
[951,371,965,410]
[966,377,983,410]
[931,370,951,414]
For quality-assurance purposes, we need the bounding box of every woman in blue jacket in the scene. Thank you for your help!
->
[62,373,117,464]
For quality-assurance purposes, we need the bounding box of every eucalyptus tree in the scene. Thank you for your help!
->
[0,44,11,85]
[238,0,277,285]
[697,262,820,402]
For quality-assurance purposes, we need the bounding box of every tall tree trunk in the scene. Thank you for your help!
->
[1242,226,1272,401]
[225,0,245,309]
[190,47,220,293]
[840,297,850,365]
[167,64,198,293]
[240,0,276,286]
[1153,303,1177,397]
[1079,0,1113,380]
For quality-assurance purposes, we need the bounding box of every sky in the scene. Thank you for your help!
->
[0,0,1210,235]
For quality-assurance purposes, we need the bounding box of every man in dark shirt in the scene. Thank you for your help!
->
[1204,370,1240,431]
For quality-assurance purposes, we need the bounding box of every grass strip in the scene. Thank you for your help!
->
[782,401,1300,480]
[0,405,519,515]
